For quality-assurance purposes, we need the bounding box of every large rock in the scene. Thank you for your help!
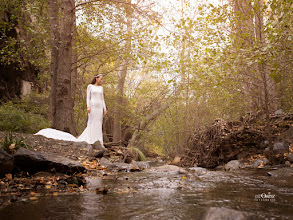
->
[202,207,250,220]
[131,161,150,169]
[278,127,293,143]
[224,160,240,171]
[14,147,85,174]
[264,142,290,164]
[43,153,85,173]
[267,167,293,178]
[100,157,113,167]
[73,141,92,151]
[14,147,47,173]
[92,140,105,151]
[188,167,208,176]
[250,158,270,168]
[273,142,289,154]
[150,165,187,174]
[286,154,293,163]
[0,149,14,177]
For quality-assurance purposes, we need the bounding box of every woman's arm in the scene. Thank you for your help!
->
[102,87,107,115]
[86,85,92,113]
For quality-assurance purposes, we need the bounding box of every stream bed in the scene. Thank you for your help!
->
[0,166,292,219]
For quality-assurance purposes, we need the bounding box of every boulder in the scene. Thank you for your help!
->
[73,141,92,151]
[92,140,105,151]
[224,160,240,171]
[0,149,14,177]
[43,153,85,173]
[250,159,269,168]
[14,147,85,174]
[278,127,293,143]
[267,167,293,178]
[284,161,291,167]
[93,149,105,158]
[202,207,250,220]
[150,165,186,174]
[131,161,150,169]
[100,157,113,167]
[14,147,47,173]
[273,142,289,154]
[286,153,293,163]
[188,167,208,176]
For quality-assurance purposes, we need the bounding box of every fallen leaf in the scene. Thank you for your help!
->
[5,174,12,180]
[8,144,15,150]
[53,192,58,196]
[29,197,38,201]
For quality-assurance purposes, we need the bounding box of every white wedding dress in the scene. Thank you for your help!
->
[77,84,106,144]
[35,84,106,145]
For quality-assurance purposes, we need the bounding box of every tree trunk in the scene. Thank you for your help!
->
[230,0,257,110]
[48,0,77,135]
[48,0,60,127]
[254,0,275,163]
[113,1,132,142]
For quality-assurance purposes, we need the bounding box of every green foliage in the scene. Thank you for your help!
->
[130,147,146,161]
[0,132,29,154]
[0,100,49,133]
[0,0,50,71]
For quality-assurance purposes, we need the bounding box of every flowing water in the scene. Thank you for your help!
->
[1,167,292,219]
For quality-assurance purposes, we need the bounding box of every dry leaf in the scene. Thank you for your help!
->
[8,144,15,150]
[5,174,12,180]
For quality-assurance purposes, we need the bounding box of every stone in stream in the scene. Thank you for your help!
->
[131,161,150,169]
[188,167,208,176]
[0,149,14,177]
[100,157,113,167]
[150,165,187,174]
[286,153,293,163]
[284,161,291,167]
[201,207,251,220]
[250,158,269,169]
[14,147,85,174]
[224,160,240,171]
[267,167,293,178]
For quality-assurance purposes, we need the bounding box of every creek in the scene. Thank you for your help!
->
[0,166,292,219]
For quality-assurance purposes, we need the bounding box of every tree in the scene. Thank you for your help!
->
[48,0,77,135]
[113,0,133,142]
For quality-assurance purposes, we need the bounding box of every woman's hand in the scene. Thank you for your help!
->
[104,109,107,115]
[87,107,91,113]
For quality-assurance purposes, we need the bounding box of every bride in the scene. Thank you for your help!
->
[35,74,107,144]
[77,74,107,144]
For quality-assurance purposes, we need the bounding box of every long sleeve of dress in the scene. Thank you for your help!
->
[102,87,106,111]
[86,84,92,108]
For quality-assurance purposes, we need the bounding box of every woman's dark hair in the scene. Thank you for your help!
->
[91,74,102,84]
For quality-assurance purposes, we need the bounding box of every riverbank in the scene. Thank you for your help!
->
[0,130,156,208]
[1,129,293,210]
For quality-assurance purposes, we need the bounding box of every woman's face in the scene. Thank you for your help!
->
[96,76,103,85]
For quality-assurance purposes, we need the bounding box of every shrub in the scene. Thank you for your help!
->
[0,101,49,133]
[0,132,29,154]
[130,147,146,161]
